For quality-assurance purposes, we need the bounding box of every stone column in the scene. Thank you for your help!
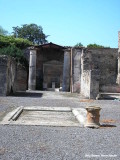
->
[118,31,120,86]
[62,49,70,91]
[28,50,37,90]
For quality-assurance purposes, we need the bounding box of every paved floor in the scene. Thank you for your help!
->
[0,91,120,160]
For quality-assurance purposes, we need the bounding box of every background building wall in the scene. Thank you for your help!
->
[43,60,63,88]
[36,46,64,90]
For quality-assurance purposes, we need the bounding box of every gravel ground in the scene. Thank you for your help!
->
[0,91,120,160]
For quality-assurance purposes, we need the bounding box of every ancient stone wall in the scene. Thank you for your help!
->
[0,56,8,96]
[0,56,17,96]
[0,55,27,96]
[89,69,100,99]
[89,48,118,88]
[7,57,16,94]
[80,48,118,98]
[15,64,27,91]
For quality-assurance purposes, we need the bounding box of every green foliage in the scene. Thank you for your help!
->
[0,45,28,69]
[0,26,8,35]
[13,23,48,45]
[87,43,110,48]
[0,35,32,49]
[0,35,31,69]
[74,42,83,47]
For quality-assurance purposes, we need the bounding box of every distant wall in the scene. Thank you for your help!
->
[36,48,64,90]
[43,60,63,88]
[89,48,118,88]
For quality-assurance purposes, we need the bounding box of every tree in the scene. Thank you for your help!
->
[74,42,83,47]
[87,43,110,48]
[0,26,8,35]
[12,23,48,45]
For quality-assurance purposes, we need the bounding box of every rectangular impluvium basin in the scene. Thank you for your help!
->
[0,106,87,127]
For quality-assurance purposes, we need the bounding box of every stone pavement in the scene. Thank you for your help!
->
[0,91,120,160]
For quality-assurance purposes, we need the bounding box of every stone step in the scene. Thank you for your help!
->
[99,92,120,99]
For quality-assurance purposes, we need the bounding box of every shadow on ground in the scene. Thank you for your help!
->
[100,124,116,128]
[9,91,43,98]
[99,95,120,100]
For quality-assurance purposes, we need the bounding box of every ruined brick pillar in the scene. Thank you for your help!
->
[62,49,70,91]
[28,49,36,90]
[118,31,120,86]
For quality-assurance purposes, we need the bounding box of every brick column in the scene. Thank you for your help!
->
[28,50,36,90]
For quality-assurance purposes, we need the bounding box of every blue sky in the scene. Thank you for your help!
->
[0,0,120,47]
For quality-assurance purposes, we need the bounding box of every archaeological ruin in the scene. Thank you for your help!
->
[0,32,120,99]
